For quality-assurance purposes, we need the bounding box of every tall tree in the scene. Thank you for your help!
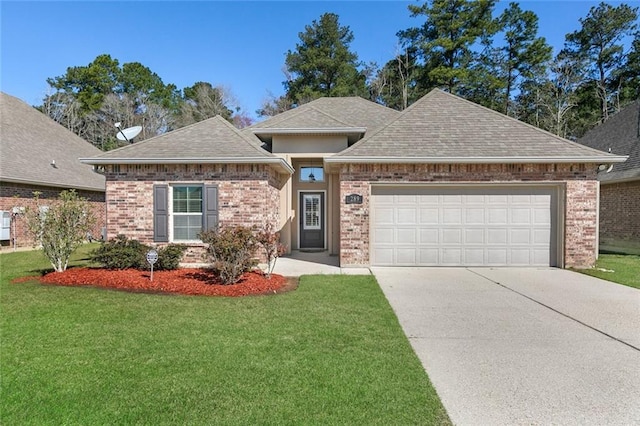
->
[46,54,120,114]
[562,2,638,122]
[284,12,367,104]
[372,47,420,110]
[177,82,233,127]
[398,0,497,95]
[493,2,552,115]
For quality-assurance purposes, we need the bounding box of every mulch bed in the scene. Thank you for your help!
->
[16,268,296,297]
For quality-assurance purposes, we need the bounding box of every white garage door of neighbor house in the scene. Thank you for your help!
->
[371,186,558,267]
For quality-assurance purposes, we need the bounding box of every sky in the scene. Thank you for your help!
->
[1,1,636,121]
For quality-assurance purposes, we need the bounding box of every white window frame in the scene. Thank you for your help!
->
[169,184,204,243]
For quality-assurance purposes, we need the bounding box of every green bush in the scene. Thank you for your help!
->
[90,235,149,270]
[156,244,187,271]
[199,226,258,285]
[91,236,186,271]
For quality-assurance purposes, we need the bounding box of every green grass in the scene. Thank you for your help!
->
[577,253,640,289]
[1,247,450,425]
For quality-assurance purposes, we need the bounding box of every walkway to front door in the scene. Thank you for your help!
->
[300,192,324,249]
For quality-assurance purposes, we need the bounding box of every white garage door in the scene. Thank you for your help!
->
[371,186,558,266]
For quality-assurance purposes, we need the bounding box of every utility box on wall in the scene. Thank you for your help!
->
[1,211,10,241]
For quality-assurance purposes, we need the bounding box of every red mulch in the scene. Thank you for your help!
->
[25,268,293,297]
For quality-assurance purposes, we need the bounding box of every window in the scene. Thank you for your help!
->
[300,166,324,183]
[172,186,203,241]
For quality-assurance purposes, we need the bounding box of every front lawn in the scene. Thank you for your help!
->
[577,253,640,289]
[1,247,450,425]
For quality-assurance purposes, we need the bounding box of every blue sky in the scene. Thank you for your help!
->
[1,1,634,121]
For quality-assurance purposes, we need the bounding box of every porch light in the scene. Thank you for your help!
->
[308,172,316,182]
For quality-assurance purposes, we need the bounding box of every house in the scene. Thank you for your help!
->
[81,89,625,268]
[0,92,106,248]
[577,101,640,252]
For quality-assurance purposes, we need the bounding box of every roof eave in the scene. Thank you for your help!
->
[79,157,295,175]
[0,176,105,193]
[252,127,367,135]
[325,155,628,164]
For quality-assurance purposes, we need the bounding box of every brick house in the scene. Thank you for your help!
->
[577,101,640,252]
[82,90,625,268]
[0,92,106,248]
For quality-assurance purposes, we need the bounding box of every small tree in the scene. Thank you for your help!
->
[256,224,287,279]
[25,190,95,272]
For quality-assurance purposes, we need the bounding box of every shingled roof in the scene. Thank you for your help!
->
[577,101,640,183]
[327,89,626,165]
[81,115,293,174]
[248,96,400,139]
[0,92,105,192]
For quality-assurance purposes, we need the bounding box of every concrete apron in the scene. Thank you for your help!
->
[270,250,371,276]
[373,267,640,426]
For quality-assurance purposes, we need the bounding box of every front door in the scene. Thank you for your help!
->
[300,192,324,249]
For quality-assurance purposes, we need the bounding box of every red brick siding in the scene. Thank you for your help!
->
[599,180,640,244]
[0,182,105,248]
[339,163,598,268]
[104,164,283,264]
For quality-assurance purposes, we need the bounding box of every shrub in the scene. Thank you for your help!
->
[256,224,286,279]
[24,190,96,272]
[90,235,149,270]
[199,226,258,285]
[156,244,187,271]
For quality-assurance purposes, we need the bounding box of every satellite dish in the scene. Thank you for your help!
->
[115,124,142,142]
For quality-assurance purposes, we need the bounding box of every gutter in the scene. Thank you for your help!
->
[324,155,628,165]
[79,157,295,175]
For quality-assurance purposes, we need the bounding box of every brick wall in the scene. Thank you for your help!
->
[104,163,284,263]
[338,163,598,268]
[0,182,105,248]
[599,180,640,246]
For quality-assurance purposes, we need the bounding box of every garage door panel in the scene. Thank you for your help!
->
[443,208,462,224]
[442,229,462,244]
[510,249,531,265]
[374,208,394,224]
[442,248,463,264]
[465,229,485,244]
[373,228,394,243]
[487,229,508,244]
[465,208,485,224]
[396,248,417,264]
[397,208,417,224]
[396,228,417,244]
[419,248,439,264]
[464,248,485,264]
[420,229,439,244]
[511,208,531,224]
[487,249,508,264]
[489,209,508,224]
[510,229,531,244]
[534,209,551,224]
[420,208,439,224]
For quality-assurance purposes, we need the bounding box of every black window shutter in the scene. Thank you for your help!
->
[204,185,219,230]
[153,185,169,242]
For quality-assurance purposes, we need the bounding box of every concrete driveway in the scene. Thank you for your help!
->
[372,267,640,425]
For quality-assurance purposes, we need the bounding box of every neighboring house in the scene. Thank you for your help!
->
[0,92,106,248]
[577,101,640,251]
[81,89,625,268]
